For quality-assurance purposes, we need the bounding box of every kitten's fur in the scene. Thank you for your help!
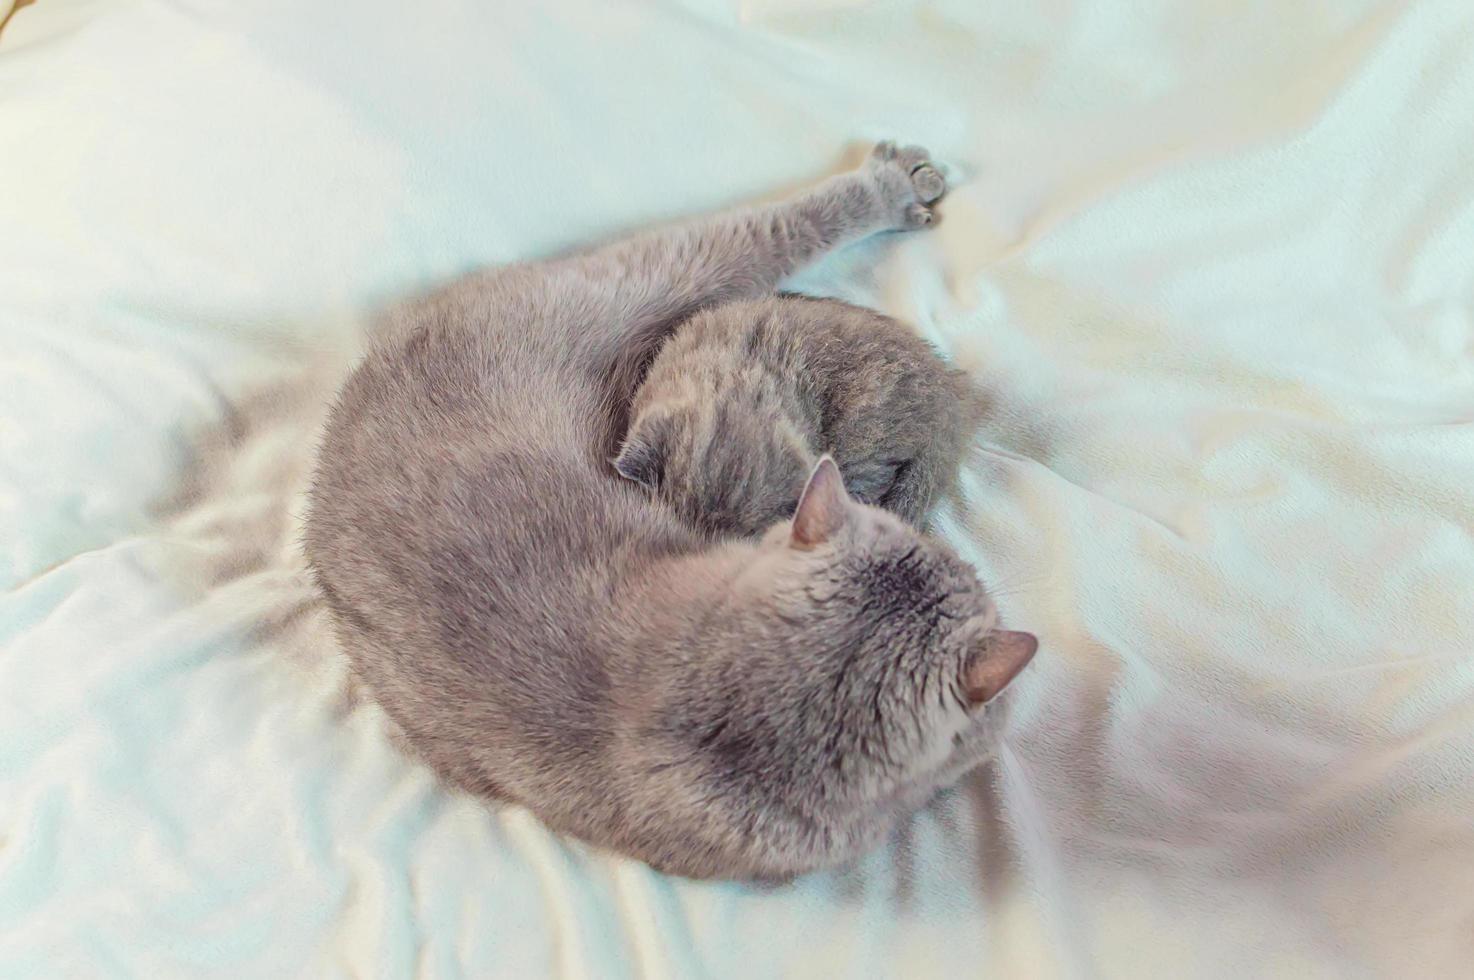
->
[615,293,985,537]
[305,143,1037,880]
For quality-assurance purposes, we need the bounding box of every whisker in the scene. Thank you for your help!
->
[983,572,1051,594]
[979,569,1063,603]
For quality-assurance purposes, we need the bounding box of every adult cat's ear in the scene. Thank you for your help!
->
[612,413,670,491]
[961,630,1038,707]
[790,456,851,548]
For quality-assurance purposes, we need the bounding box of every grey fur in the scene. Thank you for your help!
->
[304,143,1038,880]
[616,293,986,537]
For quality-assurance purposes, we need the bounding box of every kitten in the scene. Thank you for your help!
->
[615,293,985,537]
[304,143,1038,880]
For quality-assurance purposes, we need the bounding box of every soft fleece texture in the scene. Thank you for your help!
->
[2,1,1472,976]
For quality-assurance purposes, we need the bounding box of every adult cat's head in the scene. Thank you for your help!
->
[662,457,1037,824]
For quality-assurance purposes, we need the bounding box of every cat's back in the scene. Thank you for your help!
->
[309,309,603,577]
[304,303,690,782]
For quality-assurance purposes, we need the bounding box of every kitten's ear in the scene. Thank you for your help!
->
[613,413,670,491]
[962,630,1038,707]
[790,456,851,548]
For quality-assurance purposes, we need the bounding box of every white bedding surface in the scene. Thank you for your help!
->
[3,1,1473,976]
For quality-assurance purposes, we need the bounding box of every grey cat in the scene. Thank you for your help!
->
[305,142,1038,880]
[615,292,985,537]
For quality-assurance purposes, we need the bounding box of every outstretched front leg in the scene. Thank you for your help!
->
[558,142,947,392]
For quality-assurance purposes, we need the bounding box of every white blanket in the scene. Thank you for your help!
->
[3,1,1472,976]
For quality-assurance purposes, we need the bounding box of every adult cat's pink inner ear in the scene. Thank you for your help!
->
[962,630,1039,706]
[790,456,850,548]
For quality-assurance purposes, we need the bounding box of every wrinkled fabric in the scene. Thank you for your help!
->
[2,1,1472,976]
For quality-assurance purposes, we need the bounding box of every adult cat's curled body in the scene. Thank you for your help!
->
[305,144,1037,879]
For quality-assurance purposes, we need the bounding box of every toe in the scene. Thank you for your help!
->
[911,164,946,204]
[904,203,936,228]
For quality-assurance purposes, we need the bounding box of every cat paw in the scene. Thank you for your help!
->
[866,141,947,230]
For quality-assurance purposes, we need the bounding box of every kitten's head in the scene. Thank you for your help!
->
[615,377,816,538]
[676,456,1038,817]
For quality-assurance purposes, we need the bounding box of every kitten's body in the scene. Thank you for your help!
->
[617,293,985,536]
[305,144,1036,879]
